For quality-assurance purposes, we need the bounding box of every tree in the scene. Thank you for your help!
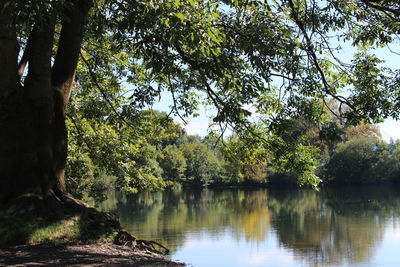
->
[222,134,271,184]
[66,108,185,197]
[180,143,221,186]
[159,145,187,182]
[1,0,400,214]
[324,137,400,184]
[342,122,382,142]
[1,0,92,214]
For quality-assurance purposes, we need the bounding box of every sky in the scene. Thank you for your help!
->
[379,118,400,141]
[151,91,215,137]
[152,91,400,141]
[150,38,400,142]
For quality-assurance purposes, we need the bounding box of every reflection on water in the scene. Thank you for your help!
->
[99,187,400,267]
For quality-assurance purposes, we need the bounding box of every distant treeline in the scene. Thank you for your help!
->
[66,109,400,202]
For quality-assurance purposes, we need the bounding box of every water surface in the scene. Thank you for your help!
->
[99,187,400,267]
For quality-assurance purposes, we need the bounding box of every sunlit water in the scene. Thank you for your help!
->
[99,187,400,267]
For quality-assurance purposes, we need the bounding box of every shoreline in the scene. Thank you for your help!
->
[0,242,184,266]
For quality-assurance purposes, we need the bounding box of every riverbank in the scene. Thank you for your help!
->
[0,243,184,266]
[0,206,183,266]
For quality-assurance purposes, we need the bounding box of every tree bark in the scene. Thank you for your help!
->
[0,0,19,96]
[51,0,93,193]
[0,0,22,199]
[0,0,92,217]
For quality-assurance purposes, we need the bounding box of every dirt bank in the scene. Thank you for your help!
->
[0,243,184,266]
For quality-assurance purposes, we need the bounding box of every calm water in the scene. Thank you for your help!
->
[99,187,400,267]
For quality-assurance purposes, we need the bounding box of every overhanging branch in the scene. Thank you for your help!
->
[287,0,359,115]
[79,52,138,131]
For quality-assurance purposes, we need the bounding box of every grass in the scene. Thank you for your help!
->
[0,213,78,245]
[29,217,81,244]
[0,211,119,246]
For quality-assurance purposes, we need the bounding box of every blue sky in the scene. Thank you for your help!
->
[151,91,215,136]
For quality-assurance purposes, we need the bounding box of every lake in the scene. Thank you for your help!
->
[99,187,400,267]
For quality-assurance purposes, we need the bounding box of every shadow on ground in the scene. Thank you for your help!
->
[0,243,183,266]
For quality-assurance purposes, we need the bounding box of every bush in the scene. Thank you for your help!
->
[324,137,400,184]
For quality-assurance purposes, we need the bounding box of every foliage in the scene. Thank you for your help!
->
[66,108,180,197]
[159,145,187,182]
[70,0,400,192]
[342,122,382,142]
[325,137,400,184]
[4,0,400,197]
[180,143,222,186]
[66,100,399,195]
[221,134,271,184]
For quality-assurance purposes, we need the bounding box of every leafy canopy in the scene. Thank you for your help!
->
[13,0,400,190]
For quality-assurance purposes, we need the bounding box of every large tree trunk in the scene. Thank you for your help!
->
[0,87,72,215]
[0,0,92,217]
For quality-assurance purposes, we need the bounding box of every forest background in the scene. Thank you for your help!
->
[2,0,400,213]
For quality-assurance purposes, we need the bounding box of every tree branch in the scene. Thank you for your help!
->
[360,0,400,17]
[287,0,358,113]
[79,52,138,131]
[0,0,19,96]
[52,0,92,112]
[17,31,34,78]
[24,16,56,102]
[167,74,188,124]
[66,113,94,153]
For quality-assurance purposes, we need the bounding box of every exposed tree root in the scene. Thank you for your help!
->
[114,230,170,255]
[4,189,90,220]
[137,239,170,255]
[114,230,137,247]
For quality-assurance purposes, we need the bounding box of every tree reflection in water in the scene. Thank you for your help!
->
[99,186,400,266]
